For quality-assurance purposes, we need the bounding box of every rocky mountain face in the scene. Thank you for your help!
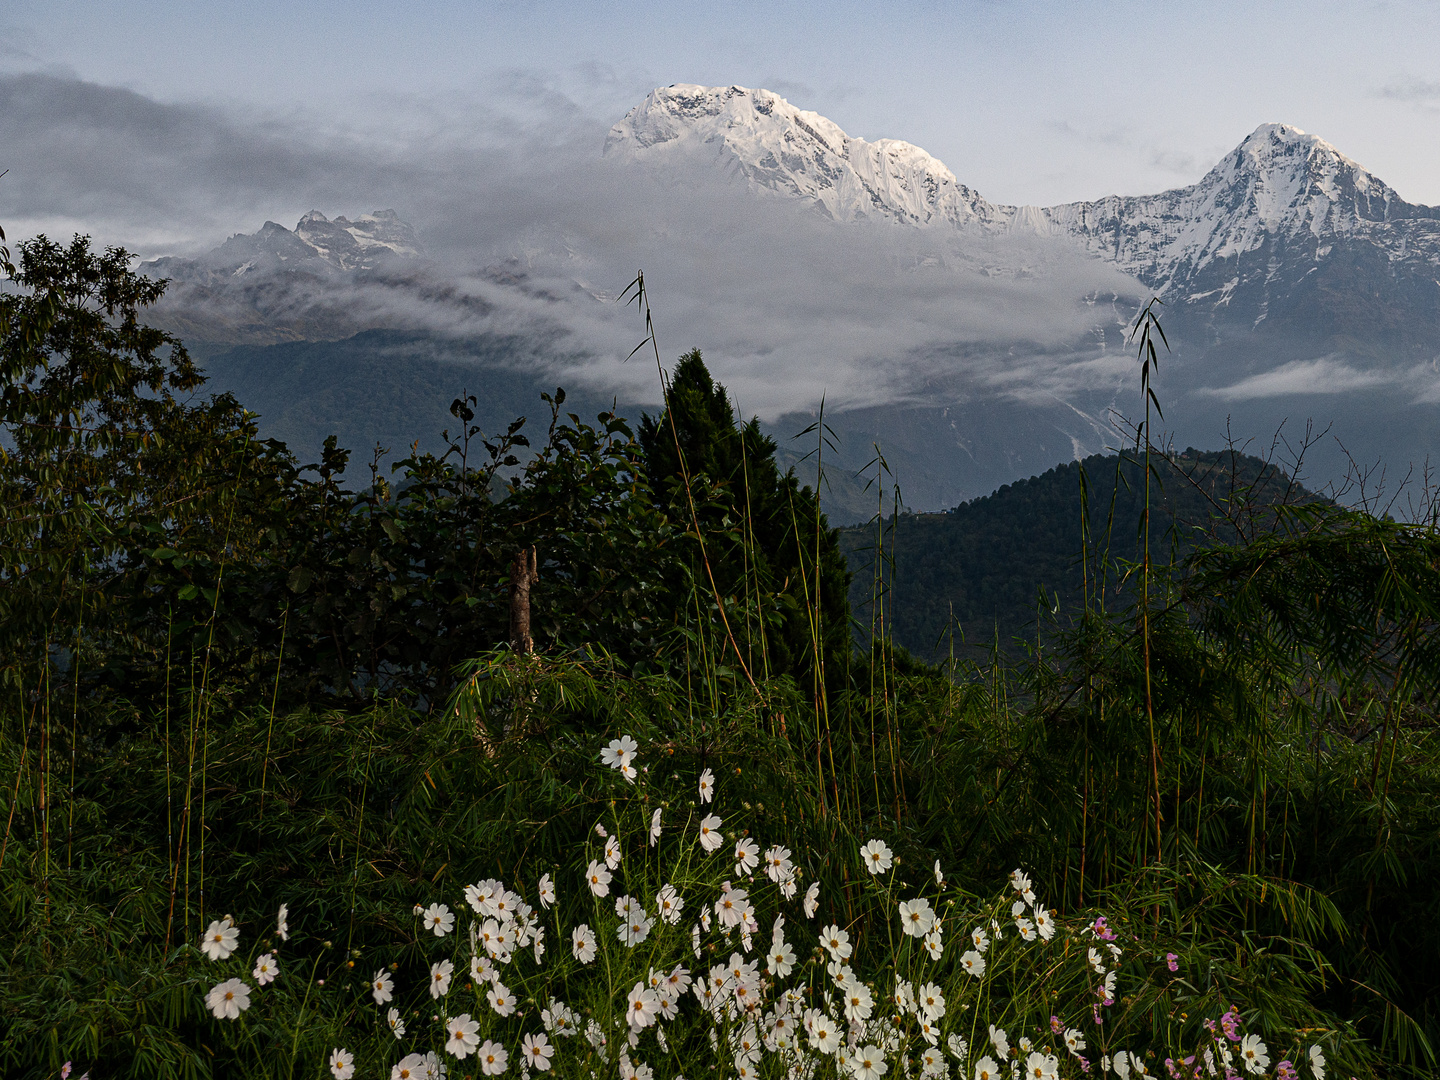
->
[1043,124,1440,357]
[605,84,1009,229]
[152,209,423,280]
[143,210,430,350]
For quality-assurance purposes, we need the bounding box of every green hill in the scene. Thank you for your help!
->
[841,448,1317,658]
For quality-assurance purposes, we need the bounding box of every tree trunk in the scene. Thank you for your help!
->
[508,546,539,654]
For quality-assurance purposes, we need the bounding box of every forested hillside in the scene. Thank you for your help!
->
[841,449,1318,658]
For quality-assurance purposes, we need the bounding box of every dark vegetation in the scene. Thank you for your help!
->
[841,449,1321,658]
[3,232,1440,1077]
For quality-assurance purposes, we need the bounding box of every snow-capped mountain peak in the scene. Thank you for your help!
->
[605,83,1008,229]
[162,209,425,278]
[1043,122,1438,292]
[608,87,1440,306]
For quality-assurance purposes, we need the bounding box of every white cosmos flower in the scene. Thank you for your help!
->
[601,734,638,770]
[778,873,798,900]
[604,835,623,870]
[827,959,856,991]
[917,982,945,1019]
[544,1000,577,1036]
[585,860,612,897]
[1063,1029,1085,1056]
[934,860,944,885]
[974,1056,1001,1080]
[971,926,990,952]
[1015,917,1036,941]
[423,903,455,937]
[767,938,797,977]
[329,1047,356,1079]
[445,1013,481,1059]
[464,879,492,914]
[538,872,556,908]
[892,979,916,1013]
[1009,869,1032,895]
[657,883,684,925]
[572,923,597,963]
[619,911,655,947]
[988,1026,1010,1060]
[960,950,986,978]
[947,1034,968,1061]
[1309,1045,1326,1079]
[252,952,279,985]
[522,1032,555,1072]
[698,814,724,852]
[477,1039,509,1076]
[820,923,853,960]
[199,917,239,961]
[715,887,750,928]
[1240,1034,1270,1075]
[898,897,936,937]
[1023,1051,1059,1080]
[387,1006,407,1038]
[1088,947,1106,974]
[276,903,289,942]
[763,845,794,883]
[533,924,546,964]
[1032,907,1055,940]
[488,979,517,1017]
[429,958,454,999]
[859,839,893,875]
[698,768,715,803]
[492,887,520,922]
[205,977,251,1019]
[924,930,945,960]
[691,921,702,958]
[1111,1051,1131,1080]
[392,1054,427,1080]
[733,836,760,876]
[804,881,820,918]
[371,969,394,1004]
[627,982,661,1030]
[649,808,662,846]
[842,983,875,1023]
[852,1043,889,1080]
[808,1011,841,1054]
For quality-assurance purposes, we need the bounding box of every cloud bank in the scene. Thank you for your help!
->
[0,70,1149,418]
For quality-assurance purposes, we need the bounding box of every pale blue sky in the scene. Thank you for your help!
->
[6,0,1440,208]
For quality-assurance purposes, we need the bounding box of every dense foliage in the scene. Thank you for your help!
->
[2,233,1439,1079]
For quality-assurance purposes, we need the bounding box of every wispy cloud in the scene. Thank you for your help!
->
[1196,356,1395,401]
[1377,75,1440,109]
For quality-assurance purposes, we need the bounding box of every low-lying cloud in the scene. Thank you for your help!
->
[0,70,1147,417]
[1196,356,1405,401]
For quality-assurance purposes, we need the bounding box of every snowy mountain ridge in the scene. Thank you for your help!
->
[606,85,1440,298]
[604,84,1009,230]
[150,209,424,283]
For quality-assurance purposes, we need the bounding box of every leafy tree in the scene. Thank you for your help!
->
[0,234,261,694]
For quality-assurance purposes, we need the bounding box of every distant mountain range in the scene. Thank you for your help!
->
[607,85,1440,353]
[146,85,1440,520]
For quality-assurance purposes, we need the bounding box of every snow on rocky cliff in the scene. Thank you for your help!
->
[605,84,1009,229]
[608,87,1440,298]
